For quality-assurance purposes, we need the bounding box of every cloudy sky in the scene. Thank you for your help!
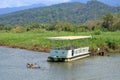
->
[0,0,120,8]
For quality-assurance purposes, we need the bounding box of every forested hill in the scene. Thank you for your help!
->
[0,0,119,25]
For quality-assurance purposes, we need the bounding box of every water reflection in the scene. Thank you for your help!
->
[0,46,120,80]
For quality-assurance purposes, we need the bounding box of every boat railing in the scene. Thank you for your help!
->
[52,46,89,51]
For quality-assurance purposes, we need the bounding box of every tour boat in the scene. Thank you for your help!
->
[47,36,92,62]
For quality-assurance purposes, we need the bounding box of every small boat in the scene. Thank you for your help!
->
[26,63,40,69]
[47,36,92,62]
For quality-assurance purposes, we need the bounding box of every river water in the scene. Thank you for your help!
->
[0,46,120,80]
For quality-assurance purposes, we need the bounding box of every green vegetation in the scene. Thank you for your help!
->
[0,1,119,25]
[1,12,120,32]
[0,12,120,54]
[0,31,119,54]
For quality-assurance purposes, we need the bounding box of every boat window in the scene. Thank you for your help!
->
[55,51,58,53]
[79,49,81,53]
[76,50,78,54]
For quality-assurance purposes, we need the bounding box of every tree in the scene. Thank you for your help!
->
[102,14,114,31]
[112,20,120,31]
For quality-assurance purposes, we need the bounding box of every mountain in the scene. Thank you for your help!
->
[71,0,120,6]
[0,3,46,15]
[0,1,120,25]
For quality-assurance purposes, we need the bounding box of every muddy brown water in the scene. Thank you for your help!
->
[0,46,120,80]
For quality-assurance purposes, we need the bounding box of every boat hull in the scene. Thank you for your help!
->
[47,53,90,62]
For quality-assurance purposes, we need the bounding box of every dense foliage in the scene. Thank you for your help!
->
[0,12,120,32]
[0,1,119,25]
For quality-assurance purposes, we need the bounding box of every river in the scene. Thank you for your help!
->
[0,46,120,80]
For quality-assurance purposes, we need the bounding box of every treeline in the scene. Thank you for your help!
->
[0,22,87,33]
[0,13,120,32]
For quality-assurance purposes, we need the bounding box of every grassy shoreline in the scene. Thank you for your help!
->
[0,31,120,54]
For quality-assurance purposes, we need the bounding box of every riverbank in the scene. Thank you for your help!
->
[0,31,120,54]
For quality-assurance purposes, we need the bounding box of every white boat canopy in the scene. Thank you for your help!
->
[47,36,92,40]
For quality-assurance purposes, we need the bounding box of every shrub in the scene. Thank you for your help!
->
[94,30,102,35]
[106,40,118,50]
[11,26,25,33]
[30,28,46,33]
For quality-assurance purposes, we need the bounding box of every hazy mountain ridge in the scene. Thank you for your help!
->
[0,1,119,25]
[0,3,46,15]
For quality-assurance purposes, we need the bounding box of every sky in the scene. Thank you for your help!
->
[0,0,120,8]
[0,0,70,8]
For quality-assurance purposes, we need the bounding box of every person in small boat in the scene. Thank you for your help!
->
[27,63,33,68]
[27,63,40,68]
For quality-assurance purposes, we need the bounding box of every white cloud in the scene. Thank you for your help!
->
[0,0,70,8]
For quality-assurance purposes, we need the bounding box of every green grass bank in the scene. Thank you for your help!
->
[0,31,120,55]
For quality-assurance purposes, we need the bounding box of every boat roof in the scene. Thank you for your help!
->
[47,36,92,40]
